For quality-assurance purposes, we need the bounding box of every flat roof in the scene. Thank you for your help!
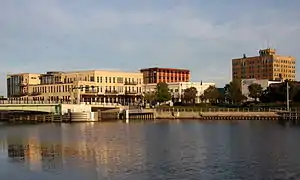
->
[140,67,190,72]
[8,69,142,76]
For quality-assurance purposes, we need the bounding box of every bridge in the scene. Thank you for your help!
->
[0,100,123,115]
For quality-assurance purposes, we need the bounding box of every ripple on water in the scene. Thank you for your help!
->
[0,121,299,180]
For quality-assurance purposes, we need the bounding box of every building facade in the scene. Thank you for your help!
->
[241,79,282,100]
[144,82,215,103]
[7,73,40,98]
[7,70,144,105]
[140,67,190,84]
[232,48,296,81]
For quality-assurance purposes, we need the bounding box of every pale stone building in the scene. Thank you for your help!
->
[144,82,215,103]
[7,70,144,105]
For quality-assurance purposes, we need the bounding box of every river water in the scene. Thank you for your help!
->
[0,120,299,180]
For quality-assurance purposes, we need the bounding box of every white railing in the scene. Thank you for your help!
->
[0,100,123,107]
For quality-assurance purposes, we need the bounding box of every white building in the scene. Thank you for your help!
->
[241,79,282,100]
[144,82,215,103]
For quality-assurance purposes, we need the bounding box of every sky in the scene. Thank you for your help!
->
[1,0,300,96]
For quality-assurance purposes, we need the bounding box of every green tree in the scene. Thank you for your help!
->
[155,82,171,103]
[261,80,300,103]
[203,85,220,103]
[183,87,198,104]
[248,83,263,101]
[143,91,156,104]
[225,79,246,104]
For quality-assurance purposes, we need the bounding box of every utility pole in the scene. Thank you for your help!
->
[287,81,290,111]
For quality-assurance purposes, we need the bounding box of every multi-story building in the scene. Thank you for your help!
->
[144,81,214,103]
[140,67,190,84]
[7,73,40,97]
[232,48,296,81]
[7,70,144,105]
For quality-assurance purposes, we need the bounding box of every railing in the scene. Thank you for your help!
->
[155,107,298,112]
[105,90,119,94]
[0,100,123,107]
[125,91,138,95]
[83,90,98,94]
[124,81,138,85]
[30,92,42,96]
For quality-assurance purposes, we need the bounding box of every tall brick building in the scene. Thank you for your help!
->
[140,67,190,84]
[232,48,296,81]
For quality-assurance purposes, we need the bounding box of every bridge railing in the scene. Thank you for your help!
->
[0,100,122,107]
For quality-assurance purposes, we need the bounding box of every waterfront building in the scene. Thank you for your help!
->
[232,48,296,81]
[140,67,190,84]
[241,79,282,100]
[144,81,215,103]
[7,73,40,98]
[6,70,144,105]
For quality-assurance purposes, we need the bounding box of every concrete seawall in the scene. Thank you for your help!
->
[154,111,278,119]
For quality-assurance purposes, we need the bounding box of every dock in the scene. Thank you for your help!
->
[1,107,300,124]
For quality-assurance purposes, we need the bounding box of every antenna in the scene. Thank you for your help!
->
[264,31,270,49]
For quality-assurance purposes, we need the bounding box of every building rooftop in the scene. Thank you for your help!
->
[8,69,142,77]
[140,67,190,72]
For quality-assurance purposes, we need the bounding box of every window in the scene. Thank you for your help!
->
[117,77,123,83]
[113,77,115,83]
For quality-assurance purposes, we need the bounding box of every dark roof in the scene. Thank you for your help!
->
[140,67,190,72]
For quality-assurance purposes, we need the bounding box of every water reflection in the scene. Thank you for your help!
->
[2,123,149,179]
[1,121,300,179]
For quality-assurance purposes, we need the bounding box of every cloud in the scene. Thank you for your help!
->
[0,0,300,95]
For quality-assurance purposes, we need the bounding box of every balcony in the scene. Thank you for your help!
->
[124,81,138,85]
[30,92,41,96]
[125,90,138,95]
[83,90,98,95]
[105,90,119,95]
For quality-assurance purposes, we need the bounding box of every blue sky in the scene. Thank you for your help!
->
[1,0,300,96]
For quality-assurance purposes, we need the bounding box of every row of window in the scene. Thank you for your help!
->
[274,69,295,73]
[41,76,142,85]
[273,59,295,64]
[233,59,295,66]
[32,85,142,94]
[274,64,295,69]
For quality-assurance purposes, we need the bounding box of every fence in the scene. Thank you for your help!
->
[156,107,298,112]
[0,100,122,107]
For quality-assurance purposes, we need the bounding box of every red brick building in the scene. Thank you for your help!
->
[140,67,190,84]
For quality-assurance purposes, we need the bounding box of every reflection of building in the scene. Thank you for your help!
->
[144,81,215,103]
[140,67,190,84]
[7,137,42,171]
[241,79,281,100]
[7,127,63,172]
[7,70,144,105]
[232,48,296,81]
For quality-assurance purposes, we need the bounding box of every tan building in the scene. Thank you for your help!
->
[232,48,296,81]
[7,70,144,105]
[7,73,40,97]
